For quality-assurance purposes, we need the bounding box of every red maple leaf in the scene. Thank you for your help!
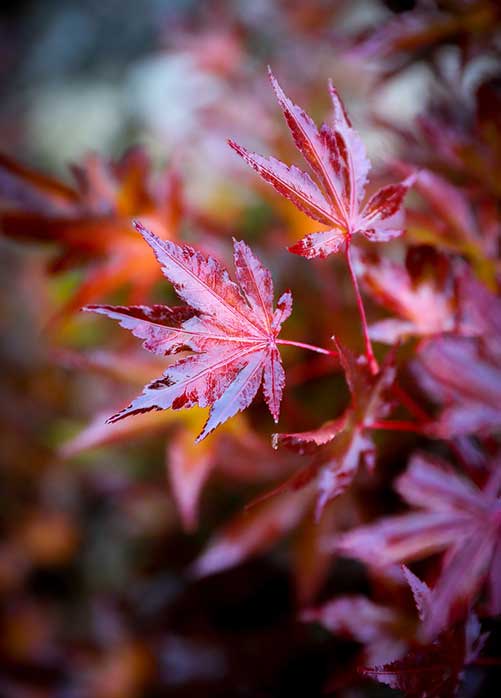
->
[338,453,501,638]
[354,246,458,345]
[305,567,488,697]
[86,221,294,441]
[271,343,396,516]
[0,148,184,319]
[229,69,414,259]
[360,570,488,698]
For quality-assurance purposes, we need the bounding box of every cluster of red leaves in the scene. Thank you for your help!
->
[2,35,501,698]
[60,72,498,695]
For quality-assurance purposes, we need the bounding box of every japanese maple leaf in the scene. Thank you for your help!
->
[348,2,499,81]
[85,221,293,441]
[338,453,501,638]
[271,342,396,516]
[354,245,457,345]
[0,148,183,319]
[362,613,486,697]
[193,485,314,578]
[229,69,414,259]
[305,567,487,697]
[303,595,407,667]
[411,271,501,438]
[361,570,488,698]
[415,336,501,438]
[58,347,297,531]
[195,482,360,606]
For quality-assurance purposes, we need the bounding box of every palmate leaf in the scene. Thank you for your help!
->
[360,578,488,698]
[86,222,292,442]
[414,274,501,438]
[230,69,414,259]
[272,343,396,517]
[360,613,486,698]
[305,568,487,697]
[338,453,501,638]
[354,246,457,345]
[0,148,184,319]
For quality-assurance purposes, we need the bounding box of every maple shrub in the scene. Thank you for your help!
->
[1,59,500,697]
[79,72,501,696]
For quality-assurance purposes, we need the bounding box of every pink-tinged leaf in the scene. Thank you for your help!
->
[228,141,335,226]
[191,485,314,577]
[231,72,412,257]
[133,222,257,335]
[457,272,501,362]
[338,453,501,637]
[424,531,496,639]
[359,179,416,244]
[396,454,487,515]
[361,177,415,227]
[360,599,486,698]
[87,224,292,440]
[304,596,405,666]
[416,336,501,437]
[354,248,456,344]
[288,228,346,259]
[339,511,473,567]
[270,344,396,516]
[168,428,214,531]
[369,319,416,344]
[59,408,174,459]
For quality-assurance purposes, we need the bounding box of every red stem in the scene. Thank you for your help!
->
[368,420,430,434]
[345,239,378,375]
[392,384,430,423]
[277,339,337,356]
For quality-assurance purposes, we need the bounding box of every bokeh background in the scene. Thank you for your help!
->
[1,1,500,696]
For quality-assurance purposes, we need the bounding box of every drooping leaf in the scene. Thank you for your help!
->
[338,453,501,638]
[230,69,414,258]
[272,343,396,516]
[86,222,292,441]
[192,486,314,578]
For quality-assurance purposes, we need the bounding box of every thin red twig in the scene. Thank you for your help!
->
[345,239,378,375]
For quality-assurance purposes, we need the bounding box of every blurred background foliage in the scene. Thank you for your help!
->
[0,1,500,696]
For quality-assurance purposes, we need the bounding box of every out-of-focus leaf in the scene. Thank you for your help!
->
[0,149,184,320]
[192,485,314,578]
[338,453,501,637]
[355,245,457,344]
[272,343,396,516]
